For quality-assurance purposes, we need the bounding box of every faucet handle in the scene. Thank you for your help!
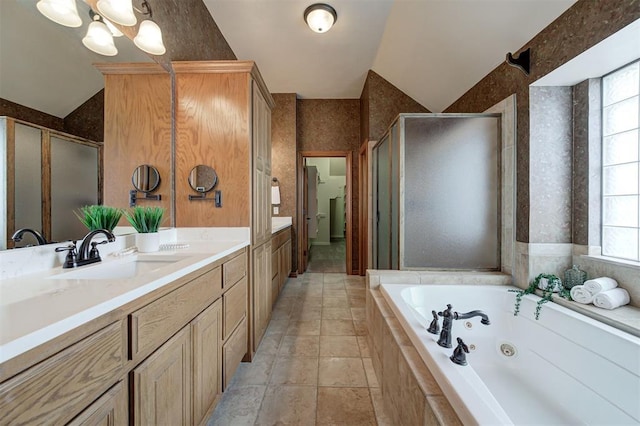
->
[427,310,440,334]
[56,242,78,269]
[89,241,106,259]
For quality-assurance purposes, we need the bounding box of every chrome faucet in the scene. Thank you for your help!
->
[11,228,47,246]
[55,229,116,268]
[436,304,490,348]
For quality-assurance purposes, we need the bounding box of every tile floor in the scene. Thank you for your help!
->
[307,239,346,273]
[208,272,392,426]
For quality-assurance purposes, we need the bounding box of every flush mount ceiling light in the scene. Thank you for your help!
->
[36,0,82,28]
[37,0,166,57]
[304,3,337,34]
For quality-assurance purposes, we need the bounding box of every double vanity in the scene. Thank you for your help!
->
[0,219,292,425]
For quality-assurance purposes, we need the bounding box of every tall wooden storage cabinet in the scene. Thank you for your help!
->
[100,61,274,359]
[172,62,274,356]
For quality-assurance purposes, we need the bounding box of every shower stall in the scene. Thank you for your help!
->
[372,114,501,270]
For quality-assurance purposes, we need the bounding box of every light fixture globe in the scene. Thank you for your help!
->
[304,3,337,33]
[82,20,118,56]
[96,0,137,26]
[36,0,82,28]
[134,20,166,55]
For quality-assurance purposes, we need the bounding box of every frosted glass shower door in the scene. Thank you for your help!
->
[51,136,99,243]
[401,115,500,269]
[375,135,391,269]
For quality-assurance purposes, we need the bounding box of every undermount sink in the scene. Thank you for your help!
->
[48,255,187,280]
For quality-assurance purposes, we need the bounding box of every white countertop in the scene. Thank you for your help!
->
[272,216,292,233]
[0,229,250,364]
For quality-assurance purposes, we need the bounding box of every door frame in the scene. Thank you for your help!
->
[358,141,368,276]
[297,151,353,275]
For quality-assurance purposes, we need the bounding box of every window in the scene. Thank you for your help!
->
[602,60,640,261]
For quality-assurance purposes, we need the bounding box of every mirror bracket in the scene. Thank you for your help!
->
[188,190,222,207]
[130,189,161,207]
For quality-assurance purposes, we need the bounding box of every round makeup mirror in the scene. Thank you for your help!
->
[132,165,161,193]
[188,165,218,193]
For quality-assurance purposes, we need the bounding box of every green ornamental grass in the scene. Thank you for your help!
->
[125,206,165,233]
[76,205,123,232]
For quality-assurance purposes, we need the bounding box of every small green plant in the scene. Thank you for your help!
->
[75,205,123,232]
[509,273,571,320]
[124,206,165,233]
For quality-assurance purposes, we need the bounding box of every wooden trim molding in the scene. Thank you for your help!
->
[298,151,353,275]
[172,61,275,109]
[94,63,168,75]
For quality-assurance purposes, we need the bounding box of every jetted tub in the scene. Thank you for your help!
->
[380,284,640,425]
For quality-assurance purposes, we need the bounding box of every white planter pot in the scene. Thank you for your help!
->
[136,232,160,253]
[537,277,562,293]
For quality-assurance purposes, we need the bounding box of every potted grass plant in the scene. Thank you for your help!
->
[124,206,165,252]
[75,205,123,232]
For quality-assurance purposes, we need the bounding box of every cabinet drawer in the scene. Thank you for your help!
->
[223,252,246,289]
[223,276,247,339]
[130,267,220,359]
[0,321,126,425]
[222,317,247,389]
[67,380,128,426]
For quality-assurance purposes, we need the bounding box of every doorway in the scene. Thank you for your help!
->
[297,151,352,274]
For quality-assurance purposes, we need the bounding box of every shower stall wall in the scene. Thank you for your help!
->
[373,114,501,270]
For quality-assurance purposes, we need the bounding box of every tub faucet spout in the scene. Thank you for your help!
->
[455,310,491,325]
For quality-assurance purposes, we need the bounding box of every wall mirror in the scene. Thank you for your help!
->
[130,165,162,206]
[132,164,161,193]
[0,0,152,249]
[188,165,220,202]
[189,165,218,193]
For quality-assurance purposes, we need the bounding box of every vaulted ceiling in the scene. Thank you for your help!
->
[204,0,577,112]
[1,0,577,118]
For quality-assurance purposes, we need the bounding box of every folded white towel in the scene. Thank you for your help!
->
[570,285,595,304]
[593,288,630,310]
[584,277,618,295]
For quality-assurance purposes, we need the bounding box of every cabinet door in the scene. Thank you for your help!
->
[252,241,272,350]
[280,239,291,291]
[68,380,128,426]
[192,300,222,425]
[252,80,272,245]
[133,326,191,426]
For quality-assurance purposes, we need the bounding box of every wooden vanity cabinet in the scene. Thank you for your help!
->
[271,227,292,305]
[0,320,126,425]
[68,380,128,426]
[0,247,250,426]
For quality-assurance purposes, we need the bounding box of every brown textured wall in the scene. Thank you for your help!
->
[64,90,104,142]
[271,93,298,270]
[444,0,640,243]
[362,70,429,143]
[0,98,64,131]
[152,0,236,66]
[297,99,361,273]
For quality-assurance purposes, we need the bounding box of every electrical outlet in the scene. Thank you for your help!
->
[273,206,279,215]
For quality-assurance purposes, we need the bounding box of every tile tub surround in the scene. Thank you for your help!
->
[367,288,461,426]
[0,227,250,364]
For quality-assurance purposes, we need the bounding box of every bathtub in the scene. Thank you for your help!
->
[380,284,640,425]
